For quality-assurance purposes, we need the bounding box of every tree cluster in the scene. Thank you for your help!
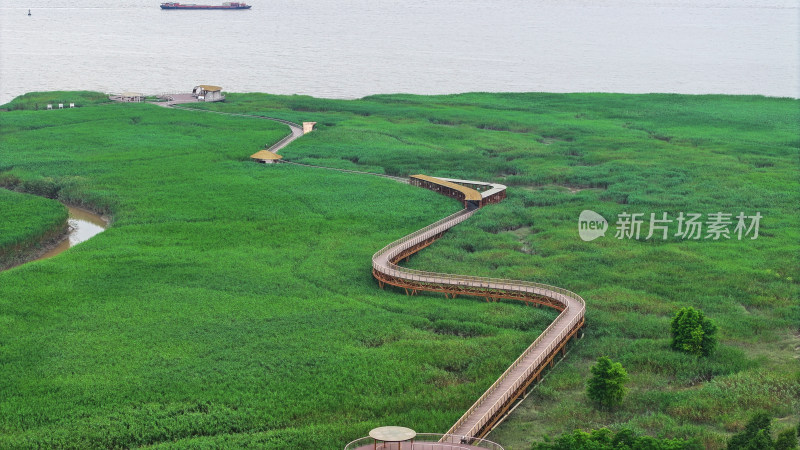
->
[532,427,703,450]
[727,412,798,450]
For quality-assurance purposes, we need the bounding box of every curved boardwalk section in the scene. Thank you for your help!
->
[372,176,586,441]
[163,102,586,443]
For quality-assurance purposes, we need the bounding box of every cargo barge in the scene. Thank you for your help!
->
[160,2,251,9]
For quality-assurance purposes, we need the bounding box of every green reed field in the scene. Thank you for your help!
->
[189,92,799,448]
[1,92,797,448]
[0,93,558,448]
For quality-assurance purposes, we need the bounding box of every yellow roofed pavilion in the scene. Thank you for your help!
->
[251,150,283,163]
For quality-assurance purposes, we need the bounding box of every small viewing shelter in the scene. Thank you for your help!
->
[370,426,415,449]
[303,122,317,134]
[251,150,283,164]
[409,174,483,210]
[192,85,224,102]
[120,92,143,102]
[344,427,503,450]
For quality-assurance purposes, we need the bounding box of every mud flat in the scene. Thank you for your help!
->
[35,205,108,261]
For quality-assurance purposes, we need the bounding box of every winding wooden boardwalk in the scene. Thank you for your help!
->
[166,102,586,443]
[371,190,585,441]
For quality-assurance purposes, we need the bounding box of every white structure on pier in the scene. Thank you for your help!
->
[120,92,143,102]
[192,85,224,102]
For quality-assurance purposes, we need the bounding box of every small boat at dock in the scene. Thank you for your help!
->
[160,2,251,9]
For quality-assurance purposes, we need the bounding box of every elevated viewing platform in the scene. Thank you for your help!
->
[437,177,507,206]
[409,174,483,209]
[345,429,504,450]
[409,175,506,209]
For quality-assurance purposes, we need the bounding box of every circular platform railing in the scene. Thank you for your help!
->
[344,433,504,450]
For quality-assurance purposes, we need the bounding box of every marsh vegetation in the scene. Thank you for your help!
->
[1,91,797,448]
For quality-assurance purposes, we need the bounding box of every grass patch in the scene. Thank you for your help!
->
[1,91,111,111]
[0,91,797,448]
[0,189,68,268]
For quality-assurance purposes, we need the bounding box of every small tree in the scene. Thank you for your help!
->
[586,356,629,409]
[670,306,717,356]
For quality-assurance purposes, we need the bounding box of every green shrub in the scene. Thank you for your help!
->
[670,307,718,357]
[587,356,629,410]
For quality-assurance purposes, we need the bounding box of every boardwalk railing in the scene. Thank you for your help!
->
[266,132,297,153]
[445,290,583,438]
[372,205,586,440]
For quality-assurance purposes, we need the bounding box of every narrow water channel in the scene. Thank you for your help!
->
[36,206,107,261]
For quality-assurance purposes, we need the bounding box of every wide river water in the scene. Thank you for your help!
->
[0,0,798,104]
